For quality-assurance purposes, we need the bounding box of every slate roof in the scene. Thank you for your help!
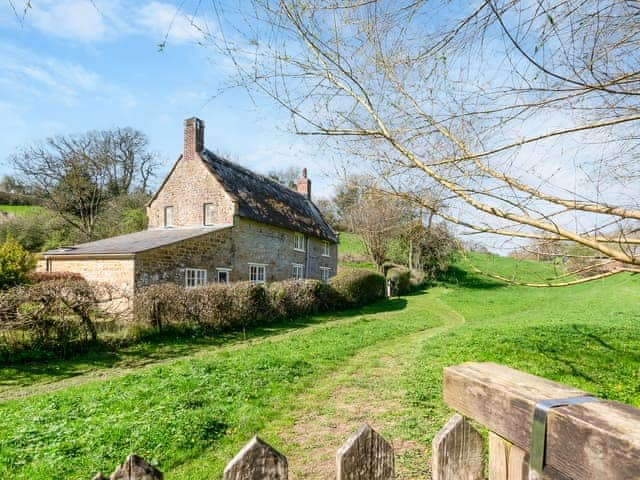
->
[44,224,232,256]
[200,150,338,242]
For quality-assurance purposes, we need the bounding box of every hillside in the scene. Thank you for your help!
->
[0,252,638,479]
[0,205,43,216]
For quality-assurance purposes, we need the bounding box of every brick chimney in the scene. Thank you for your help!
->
[184,117,204,161]
[297,167,311,199]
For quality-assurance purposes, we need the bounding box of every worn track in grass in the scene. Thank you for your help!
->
[270,290,465,479]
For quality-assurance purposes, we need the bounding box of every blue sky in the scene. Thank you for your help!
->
[0,0,332,195]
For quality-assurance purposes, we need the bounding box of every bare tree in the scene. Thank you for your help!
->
[11,128,158,239]
[343,189,411,270]
[198,0,640,284]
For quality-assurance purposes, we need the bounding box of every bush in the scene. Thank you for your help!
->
[0,279,114,357]
[409,269,426,289]
[268,280,328,319]
[386,265,411,295]
[133,283,190,332]
[28,271,84,284]
[329,268,385,307]
[0,209,77,252]
[229,282,275,328]
[0,235,36,289]
[135,270,386,334]
[187,283,233,330]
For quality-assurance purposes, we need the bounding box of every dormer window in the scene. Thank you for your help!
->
[204,203,214,225]
[164,206,173,227]
[294,232,305,252]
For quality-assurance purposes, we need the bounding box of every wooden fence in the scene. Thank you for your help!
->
[93,362,640,479]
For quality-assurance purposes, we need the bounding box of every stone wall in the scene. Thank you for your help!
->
[134,227,233,289]
[147,154,236,228]
[230,218,338,282]
[40,256,136,311]
[41,256,135,291]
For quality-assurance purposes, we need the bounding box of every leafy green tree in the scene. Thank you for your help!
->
[0,234,36,289]
[11,128,158,240]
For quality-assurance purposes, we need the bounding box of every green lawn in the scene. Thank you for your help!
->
[1,254,639,479]
[0,205,42,216]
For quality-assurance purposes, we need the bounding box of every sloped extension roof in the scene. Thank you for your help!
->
[200,150,338,243]
[44,224,232,256]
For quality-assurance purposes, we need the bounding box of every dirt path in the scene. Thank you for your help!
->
[272,291,465,479]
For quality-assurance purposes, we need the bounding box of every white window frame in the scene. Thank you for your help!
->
[320,267,331,283]
[293,232,305,252]
[249,263,267,284]
[204,203,214,226]
[216,267,231,284]
[164,206,174,227]
[185,268,207,288]
[292,263,304,280]
[322,240,331,257]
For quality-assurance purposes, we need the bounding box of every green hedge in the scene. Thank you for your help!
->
[135,269,386,333]
[386,266,411,295]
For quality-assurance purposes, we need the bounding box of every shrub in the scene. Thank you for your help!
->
[0,279,114,357]
[409,269,426,289]
[268,280,327,319]
[329,268,385,307]
[133,283,190,332]
[0,235,36,289]
[229,282,275,328]
[386,265,411,295]
[135,270,387,335]
[28,271,84,284]
[187,283,233,330]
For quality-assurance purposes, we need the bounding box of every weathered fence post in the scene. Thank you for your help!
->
[336,423,394,480]
[223,436,288,480]
[488,432,528,480]
[431,414,483,480]
[92,454,163,480]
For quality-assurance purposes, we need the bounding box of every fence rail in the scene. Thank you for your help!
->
[92,362,640,479]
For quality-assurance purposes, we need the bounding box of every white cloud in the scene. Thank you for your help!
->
[28,0,107,42]
[0,44,101,102]
[137,1,208,45]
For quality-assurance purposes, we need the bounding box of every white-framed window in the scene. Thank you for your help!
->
[320,267,331,283]
[249,263,267,284]
[294,232,305,252]
[164,206,174,227]
[204,203,214,226]
[322,240,330,257]
[216,268,231,284]
[185,268,207,288]
[292,263,304,280]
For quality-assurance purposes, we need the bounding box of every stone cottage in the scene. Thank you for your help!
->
[41,117,339,299]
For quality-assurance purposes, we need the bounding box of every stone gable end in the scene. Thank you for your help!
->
[147,154,236,228]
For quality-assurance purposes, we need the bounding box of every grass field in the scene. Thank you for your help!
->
[0,205,42,216]
[1,253,639,478]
